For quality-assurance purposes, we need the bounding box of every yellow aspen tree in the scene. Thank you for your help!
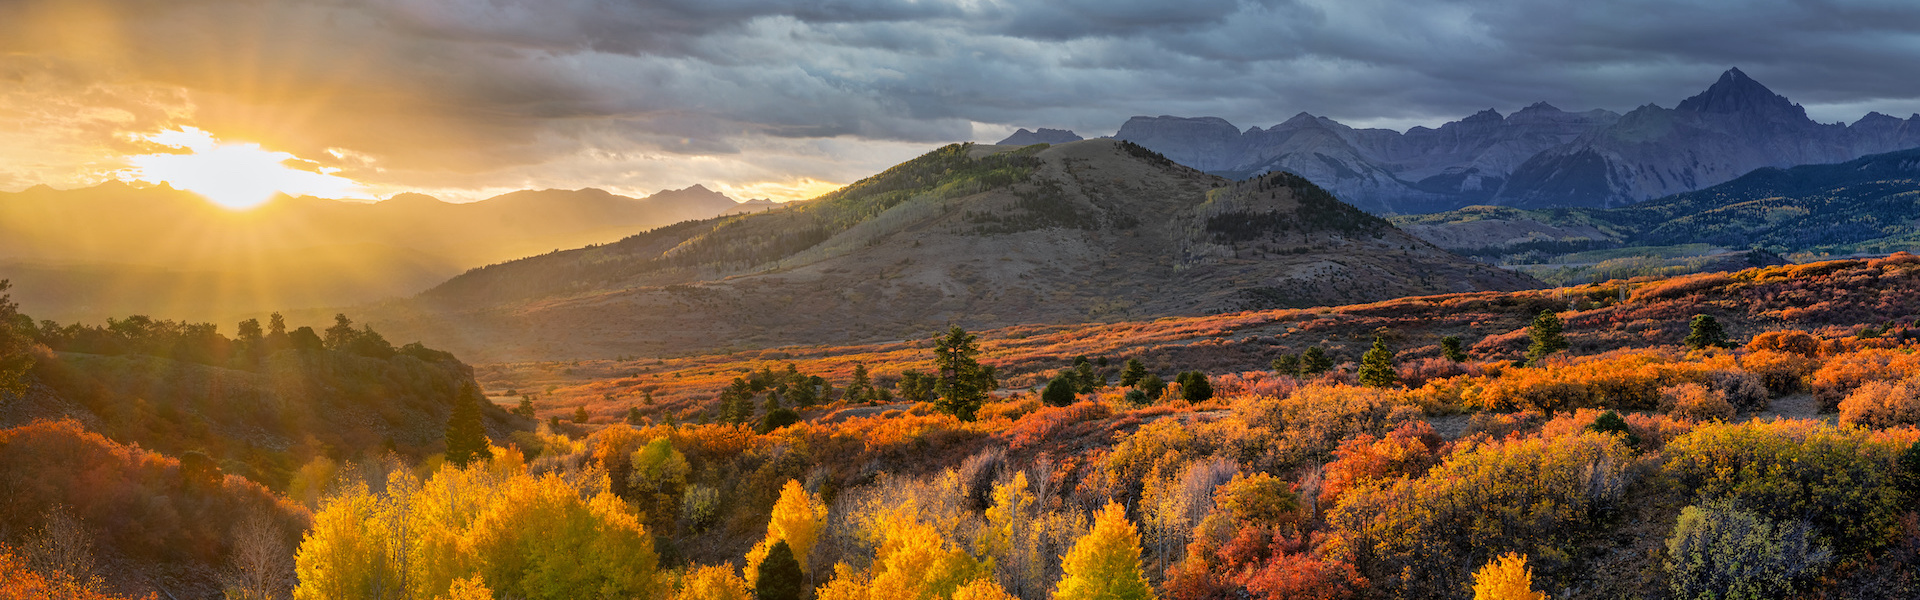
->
[1053,501,1156,600]
[1472,553,1548,600]
[951,577,1019,600]
[293,483,402,600]
[675,564,752,600]
[746,480,829,583]
[437,575,492,600]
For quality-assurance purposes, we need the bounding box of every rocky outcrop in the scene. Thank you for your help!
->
[996,128,1084,145]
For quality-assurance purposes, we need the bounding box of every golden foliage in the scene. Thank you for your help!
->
[1054,502,1156,600]
[674,564,752,600]
[746,480,829,583]
[1471,553,1547,600]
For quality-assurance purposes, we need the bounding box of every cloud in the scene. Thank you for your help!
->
[1,0,1918,201]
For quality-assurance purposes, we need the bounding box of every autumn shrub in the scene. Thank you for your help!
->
[1747,331,1820,356]
[1629,272,1733,303]
[1467,348,1721,413]
[0,420,308,569]
[1239,551,1366,600]
[1470,552,1546,600]
[1000,401,1112,452]
[1838,378,1920,428]
[1236,385,1421,469]
[1662,420,1908,554]
[1317,420,1443,510]
[1395,357,1488,389]
[1659,384,1735,422]
[1325,431,1637,599]
[1664,500,1832,600]
[1739,350,1816,395]
[0,548,156,600]
[1810,348,1920,411]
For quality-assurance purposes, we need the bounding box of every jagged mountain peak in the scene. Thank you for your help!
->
[1462,108,1504,123]
[1676,68,1805,119]
[997,127,1084,145]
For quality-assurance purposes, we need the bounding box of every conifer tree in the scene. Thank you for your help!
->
[1684,315,1729,350]
[1300,347,1334,375]
[846,363,874,403]
[1138,373,1166,402]
[1175,371,1212,403]
[573,405,590,424]
[1042,375,1078,407]
[1119,358,1147,387]
[0,281,32,397]
[1358,336,1398,388]
[754,541,804,600]
[1526,310,1568,366]
[1271,354,1300,377]
[932,327,996,421]
[1441,335,1469,362]
[445,384,492,467]
[1053,502,1154,600]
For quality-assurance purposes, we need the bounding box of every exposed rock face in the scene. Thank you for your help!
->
[1115,68,1920,213]
[996,128,1084,145]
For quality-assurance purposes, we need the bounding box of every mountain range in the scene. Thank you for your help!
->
[1393,146,1920,259]
[1112,68,1920,213]
[351,139,1536,362]
[0,183,754,323]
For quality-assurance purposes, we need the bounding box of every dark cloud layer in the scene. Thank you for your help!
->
[2,0,1918,200]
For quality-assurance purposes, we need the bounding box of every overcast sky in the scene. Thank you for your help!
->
[4,0,1919,202]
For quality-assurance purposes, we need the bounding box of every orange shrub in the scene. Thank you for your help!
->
[1810,348,1920,410]
[1659,384,1734,422]
[0,549,156,600]
[1838,379,1920,429]
[1317,421,1443,509]
[1466,348,1719,412]
[1740,350,1818,395]
[1629,272,1733,303]
[1747,331,1821,356]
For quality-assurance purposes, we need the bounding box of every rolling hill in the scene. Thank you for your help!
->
[0,182,751,323]
[361,139,1538,362]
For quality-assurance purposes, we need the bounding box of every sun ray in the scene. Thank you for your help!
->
[118,126,370,209]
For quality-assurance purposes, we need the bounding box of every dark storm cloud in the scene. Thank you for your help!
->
[3,0,1919,197]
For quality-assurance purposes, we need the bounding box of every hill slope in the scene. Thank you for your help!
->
[1398,146,1920,257]
[371,139,1536,361]
[0,183,747,323]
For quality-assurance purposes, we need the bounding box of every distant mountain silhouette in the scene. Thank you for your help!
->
[0,183,751,323]
[1115,69,1920,213]
[997,128,1083,145]
[367,139,1535,361]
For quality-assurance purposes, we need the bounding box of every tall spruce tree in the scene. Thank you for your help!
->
[445,383,492,467]
[1526,310,1568,366]
[1300,347,1334,375]
[1119,358,1147,387]
[1358,336,1399,388]
[932,326,996,421]
[1685,315,1730,350]
[1441,335,1469,362]
[754,540,804,600]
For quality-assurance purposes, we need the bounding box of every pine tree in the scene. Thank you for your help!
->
[1138,373,1166,401]
[573,405,591,424]
[1042,375,1078,407]
[1053,502,1155,600]
[932,327,996,421]
[445,383,493,467]
[513,397,536,418]
[847,363,874,403]
[1684,314,1729,350]
[1300,347,1334,375]
[1175,372,1212,403]
[1441,335,1469,362]
[0,280,32,397]
[1119,358,1147,387]
[1586,410,1640,449]
[626,407,645,426]
[754,540,804,600]
[1526,310,1568,366]
[1358,336,1398,388]
[1472,552,1547,600]
[1270,354,1300,377]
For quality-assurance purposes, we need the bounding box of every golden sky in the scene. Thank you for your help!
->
[3,0,1917,206]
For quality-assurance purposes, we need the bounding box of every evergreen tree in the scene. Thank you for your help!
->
[627,407,645,426]
[754,540,804,600]
[846,363,874,403]
[573,405,591,424]
[1073,360,1103,393]
[1358,336,1399,388]
[513,397,536,418]
[897,371,936,404]
[445,383,493,467]
[1053,502,1154,600]
[0,281,33,397]
[1441,335,1469,362]
[1301,347,1334,375]
[1138,373,1166,402]
[1175,371,1212,403]
[1586,410,1640,449]
[720,378,756,424]
[1119,358,1147,387]
[1684,314,1730,350]
[1042,375,1078,407]
[1526,310,1568,366]
[932,327,997,421]
[1271,354,1300,377]
[323,314,357,351]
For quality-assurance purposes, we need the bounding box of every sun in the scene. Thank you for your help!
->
[120,127,369,209]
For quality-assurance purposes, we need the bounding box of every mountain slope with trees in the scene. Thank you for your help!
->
[378,139,1536,361]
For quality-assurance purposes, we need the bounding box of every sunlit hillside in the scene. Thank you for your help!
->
[0,183,749,323]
